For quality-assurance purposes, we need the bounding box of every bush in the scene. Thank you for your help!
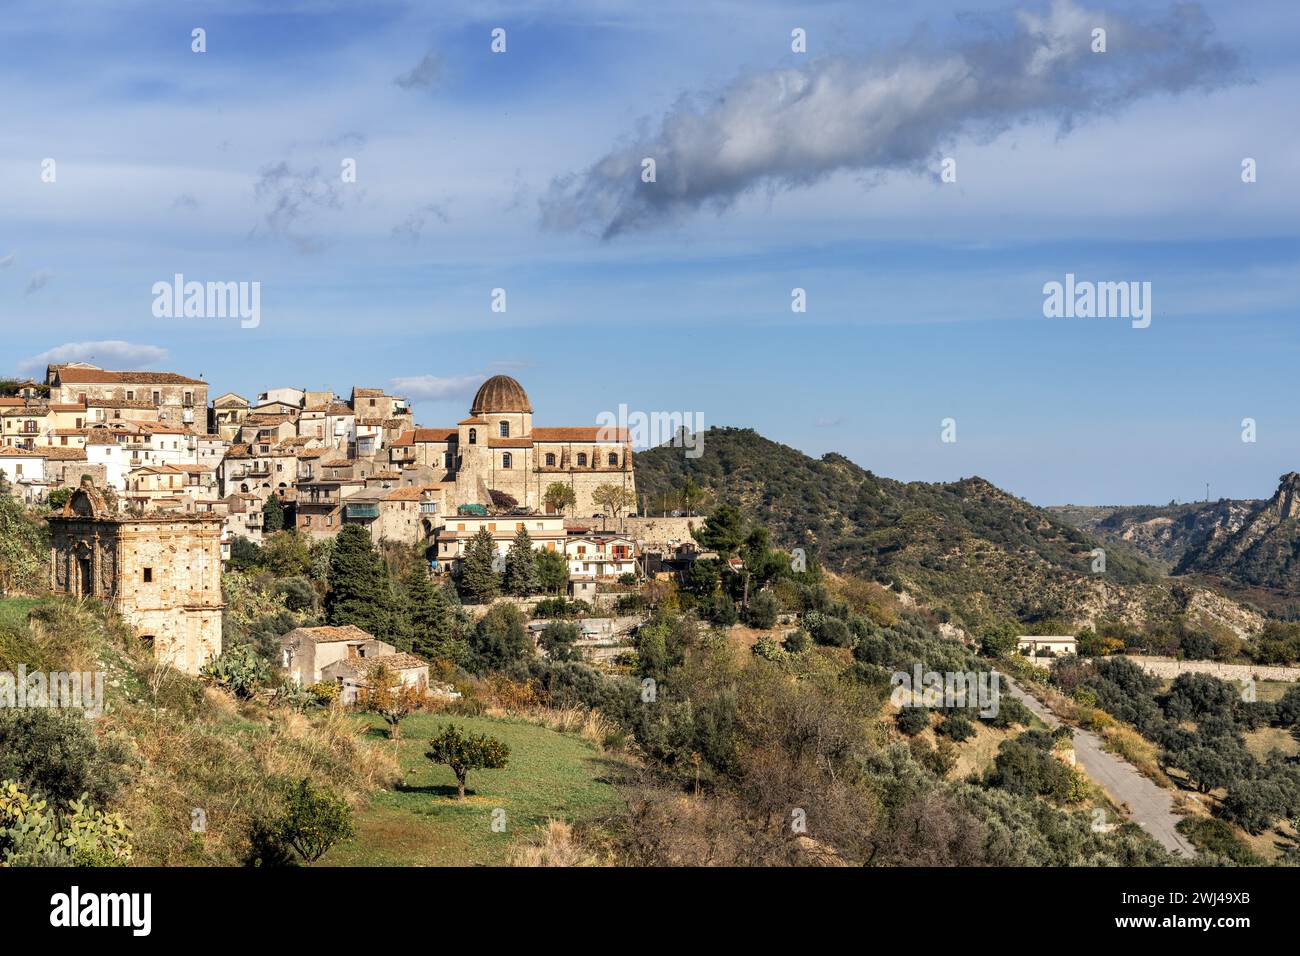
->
[0,709,130,806]
[936,712,975,742]
[1176,817,1260,864]
[743,590,779,629]
[782,628,811,653]
[896,707,930,736]
[245,778,354,866]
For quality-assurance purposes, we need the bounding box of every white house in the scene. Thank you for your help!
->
[564,533,637,579]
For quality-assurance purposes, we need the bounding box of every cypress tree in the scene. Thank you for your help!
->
[325,525,391,637]
[504,527,537,596]
[460,526,501,604]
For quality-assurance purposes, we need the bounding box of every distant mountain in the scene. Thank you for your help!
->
[635,427,1260,636]
[1175,473,1300,594]
[1047,499,1259,573]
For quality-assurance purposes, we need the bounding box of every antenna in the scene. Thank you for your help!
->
[1206,482,1210,502]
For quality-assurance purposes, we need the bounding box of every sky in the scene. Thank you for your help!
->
[2,0,1297,506]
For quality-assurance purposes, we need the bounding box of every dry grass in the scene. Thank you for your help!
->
[507,819,605,867]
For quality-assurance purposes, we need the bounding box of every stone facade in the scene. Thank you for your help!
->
[48,485,224,674]
[389,376,636,517]
[47,364,208,434]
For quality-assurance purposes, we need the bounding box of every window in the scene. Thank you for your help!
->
[126,391,135,400]
[608,453,618,466]
[499,421,509,437]
[468,428,477,445]
[577,453,587,467]
[152,391,161,405]
[143,568,153,583]
[545,453,556,466]
[502,452,512,469]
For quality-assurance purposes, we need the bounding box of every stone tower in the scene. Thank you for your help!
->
[47,484,224,674]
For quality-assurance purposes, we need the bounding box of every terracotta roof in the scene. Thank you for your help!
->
[458,417,486,425]
[392,427,457,446]
[55,368,205,386]
[488,437,534,448]
[0,445,45,457]
[324,651,429,678]
[291,624,375,644]
[533,427,629,442]
[40,447,88,461]
[385,486,437,501]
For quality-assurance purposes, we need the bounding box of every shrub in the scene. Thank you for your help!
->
[743,590,779,629]
[782,628,811,653]
[896,707,930,736]
[936,712,975,742]
[245,778,354,865]
[0,709,130,806]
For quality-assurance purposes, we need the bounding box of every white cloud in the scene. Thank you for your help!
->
[389,373,482,402]
[541,0,1240,237]
[17,341,170,375]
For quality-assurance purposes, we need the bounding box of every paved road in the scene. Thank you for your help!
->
[1003,677,1196,857]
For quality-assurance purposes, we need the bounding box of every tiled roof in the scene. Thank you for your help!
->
[292,624,375,644]
[533,427,630,442]
[55,368,205,386]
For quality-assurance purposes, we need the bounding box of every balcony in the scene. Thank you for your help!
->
[344,503,380,519]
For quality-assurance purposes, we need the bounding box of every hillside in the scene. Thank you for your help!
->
[636,428,1260,635]
[1175,473,1300,596]
[1047,499,1259,572]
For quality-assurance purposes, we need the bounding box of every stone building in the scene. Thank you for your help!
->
[46,364,208,434]
[48,484,224,674]
[389,375,635,516]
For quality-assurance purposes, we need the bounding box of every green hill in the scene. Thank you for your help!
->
[636,427,1242,632]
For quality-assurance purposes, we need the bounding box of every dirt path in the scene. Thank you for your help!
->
[1003,677,1196,857]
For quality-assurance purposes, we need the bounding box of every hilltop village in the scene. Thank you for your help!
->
[1,365,683,674]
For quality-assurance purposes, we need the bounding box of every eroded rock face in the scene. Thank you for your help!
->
[1175,473,1300,592]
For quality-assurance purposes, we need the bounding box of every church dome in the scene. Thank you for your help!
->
[471,375,532,414]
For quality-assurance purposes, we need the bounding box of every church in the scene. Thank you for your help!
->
[389,375,636,516]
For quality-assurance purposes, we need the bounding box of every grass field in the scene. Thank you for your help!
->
[322,713,629,866]
[0,596,39,633]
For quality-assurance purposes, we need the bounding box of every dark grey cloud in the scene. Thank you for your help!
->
[391,202,450,244]
[24,270,51,296]
[395,49,444,92]
[541,0,1240,238]
[252,161,348,254]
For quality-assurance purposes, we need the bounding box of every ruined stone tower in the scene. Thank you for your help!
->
[47,484,224,674]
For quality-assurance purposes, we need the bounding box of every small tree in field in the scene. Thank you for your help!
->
[360,662,425,739]
[270,778,354,864]
[426,724,510,800]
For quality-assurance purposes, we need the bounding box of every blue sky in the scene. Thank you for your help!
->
[2,0,1297,506]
